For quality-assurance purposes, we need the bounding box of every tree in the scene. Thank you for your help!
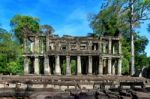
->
[40,24,55,34]
[128,0,150,75]
[90,0,150,75]
[10,14,40,43]
[0,27,23,74]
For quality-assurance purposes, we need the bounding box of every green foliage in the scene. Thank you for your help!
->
[0,27,23,74]
[62,60,77,75]
[135,34,149,54]
[122,58,129,75]
[147,57,150,68]
[89,0,150,74]
[135,54,149,70]
[90,0,128,36]
[62,60,66,75]
[71,60,76,75]
[10,14,40,43]
[6,61,23,75]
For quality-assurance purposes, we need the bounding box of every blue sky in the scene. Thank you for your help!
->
[0,0,150,55]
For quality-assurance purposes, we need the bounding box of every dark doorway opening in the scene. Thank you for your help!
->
[81,56,88,75]
[29,57,34,74]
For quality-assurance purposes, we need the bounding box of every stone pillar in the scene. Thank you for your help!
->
[119,40,122,54]
[46,36,49,52]
[68,42,71,51]
[31,42,34,52]
[98,57,103,75]
[112,60,116,75]
[23,37,27,53]
[112,44,115,54]
[98,39,102,53]
[88,56,92,75]
[44,56,51,75]
[77,56,82,75]
[55,55,61,75]
[108,58,112,75]
[34,56,39,75]
[66,56,71,75]
[118,58,122,76]
[24,56,29,75]
[109,38,112,54]
[34,36,39,53]
[103,43,106,53]
[77,42,80,51]
[88,41,92,50]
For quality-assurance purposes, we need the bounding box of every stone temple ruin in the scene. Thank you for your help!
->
[1,33,150,99]
[23,33,122,76]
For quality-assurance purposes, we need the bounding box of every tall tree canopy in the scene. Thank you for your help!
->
[40,24,55,34]
[10,15,55,44]
[10,14,40,43]
[90,0,150,75]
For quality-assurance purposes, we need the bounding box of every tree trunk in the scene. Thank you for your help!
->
[130,0,135,75]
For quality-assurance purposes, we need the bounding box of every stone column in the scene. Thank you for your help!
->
[23,37,27,53]
[88,41,92,50]
[98,57,103,75]
[112,44,115,54]
[66,56,71,75]
[31,42,34,52]
[108,38,112,54]
[108,58,112,75]
[34,36,39,53]
[103,43,106,53]
[119,40,122,54]
[98,39,102,53]
[24,56,29,75]
[46,36,49,52]
[88,56,92,75]
[44,56,51,75]
[34,56,39,75]
[118,58,122,76]
[112,60,116,75]
[55,55,61,75]
[77,56,82,75]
